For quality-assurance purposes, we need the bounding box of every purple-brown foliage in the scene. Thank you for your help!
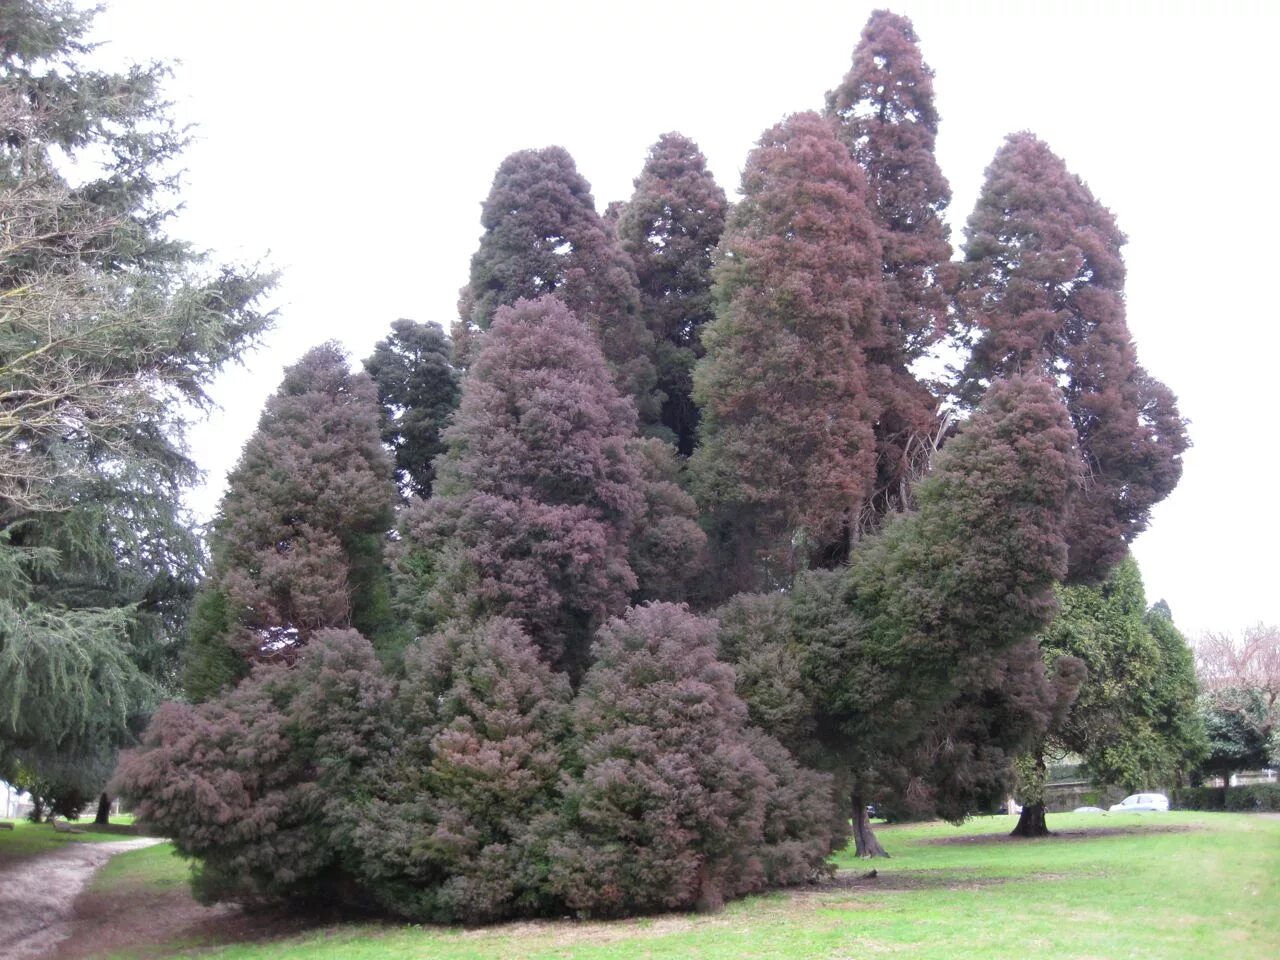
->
[351,619,572,922]
[546,603,833,916]
[691,112,882,586]
[625,437,707,603]
[615,133,728,452]
[827,10,953,519]
[957,133,1187,582]
[402,297,702,677]
[188,344,395,688]
[456,147,658,418]
[115,630,395,905]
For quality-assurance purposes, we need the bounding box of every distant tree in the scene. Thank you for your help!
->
[0,0,272,786]
[956,132,1188,582]
[615,133,728,452]
[116,629,396,906]
[456,147,657,419]
[401,297,702,680]
[547,603,833,916]
[1195,624,1280,798]
[363,319,460,500]
[826,9,952,519]
[350,618,572,922]
[1011,557,1204,837]
[691,111,882,591]
[182,345,396,698]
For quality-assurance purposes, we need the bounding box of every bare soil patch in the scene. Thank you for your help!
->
[919,823,1197,845]
[0,838,159,960]
[50,887,318,960]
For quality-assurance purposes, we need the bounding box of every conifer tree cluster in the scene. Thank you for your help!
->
[113,5,1200,916]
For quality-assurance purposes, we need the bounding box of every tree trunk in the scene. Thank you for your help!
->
[1220,769,1232,808]
[1010,800,1050,838]
[30,795,44,823]
[851,788,889,858]
[94,792,110,825]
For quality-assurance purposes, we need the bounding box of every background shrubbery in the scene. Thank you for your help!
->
[1172,785,1280,812]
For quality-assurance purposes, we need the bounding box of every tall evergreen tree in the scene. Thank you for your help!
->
[363,319,460,500]
[456,147,658,420]
[0,0,273,787]
[827,9,953,518]
[956,133,1188,583]
[691,111,882,592]
[1011,557,1204,836]
[720,375,1080,856]
[183,344,396,698]
[615,133,728,452]
[402,296,702,680]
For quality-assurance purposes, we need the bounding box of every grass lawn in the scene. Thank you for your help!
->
[0,817,140,864]
[82,812,1279,960]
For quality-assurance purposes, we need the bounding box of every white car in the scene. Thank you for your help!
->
[1108,793,1169,813]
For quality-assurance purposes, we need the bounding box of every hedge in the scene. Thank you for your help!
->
[1171,784,1280,812]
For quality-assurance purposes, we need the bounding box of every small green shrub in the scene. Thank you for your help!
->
[1172,784,1280,812]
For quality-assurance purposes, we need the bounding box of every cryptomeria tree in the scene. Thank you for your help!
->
[0,0,272,791]
[691,111,882,591]
[615,133,728,452]
[402,296,703,680]
[350,618,573,922]
[718,374,1079,857]
[116,629,396,905]
[548,603,834,916]
[1011,557,1202,836]
[826,9,952,518]
[956,133,1188,582]
[363,319,460,500]
[183,345,396,698]
[456,147,657,419]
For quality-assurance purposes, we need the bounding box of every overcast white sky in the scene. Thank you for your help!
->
[90,0,1278,640]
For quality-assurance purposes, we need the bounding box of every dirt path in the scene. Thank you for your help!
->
[0,837,161,960]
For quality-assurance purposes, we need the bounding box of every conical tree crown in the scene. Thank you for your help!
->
[615,132,728,451]
[692,111,881,583]
[457,147,657,418]
[402,297,645,676]
[186,343,395,693]
[957,132,1188,582]
[826,9,952,520]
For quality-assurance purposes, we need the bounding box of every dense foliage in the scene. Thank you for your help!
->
[691,111,882,590]
[456,147,658,420]
[0,0,272,803]
[956,133,1187,583]
[183,345,396,699]
[107,5,1199,922]
[827,9,952,519]
[363,320,460,500]
[400,295,702,680]
[1012,559,1204,836]
[614,133,728,451]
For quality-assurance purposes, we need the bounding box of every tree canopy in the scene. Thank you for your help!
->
[0,0,273,797]
[956,133,1187,583]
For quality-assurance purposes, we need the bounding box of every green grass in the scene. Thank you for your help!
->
[91,839,191,894]
[0,818,140,863]
[94,812,1279,959]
